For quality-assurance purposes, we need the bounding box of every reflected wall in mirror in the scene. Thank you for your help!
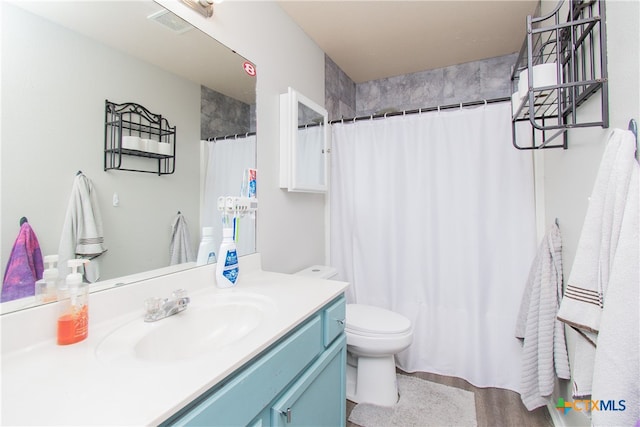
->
[1,1,257,312]
[279,87,329,193]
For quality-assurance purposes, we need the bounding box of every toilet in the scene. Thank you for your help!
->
[295,265,413,406]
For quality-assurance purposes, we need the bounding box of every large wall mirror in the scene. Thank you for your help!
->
[1,1,257,313]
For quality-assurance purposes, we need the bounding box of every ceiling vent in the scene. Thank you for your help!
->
[147,9,194,34]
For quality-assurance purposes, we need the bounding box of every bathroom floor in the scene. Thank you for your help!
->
[346,369,554,427]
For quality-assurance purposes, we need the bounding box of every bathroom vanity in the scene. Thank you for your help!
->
[0,254,348,426]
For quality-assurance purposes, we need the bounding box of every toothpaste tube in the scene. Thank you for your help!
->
[246,168,257,198]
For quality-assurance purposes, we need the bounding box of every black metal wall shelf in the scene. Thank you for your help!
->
[511,0,608,150]
[104,100,176,175]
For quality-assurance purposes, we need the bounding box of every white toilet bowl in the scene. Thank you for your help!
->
[345,304,413,406]
[294,266,414,407]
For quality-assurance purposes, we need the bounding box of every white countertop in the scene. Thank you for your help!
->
[0,255,348,426]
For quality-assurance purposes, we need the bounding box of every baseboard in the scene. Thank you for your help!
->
[547,401,565,427]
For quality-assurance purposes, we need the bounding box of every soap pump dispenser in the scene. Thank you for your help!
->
[57,259,89,345]
[35,255,59,303]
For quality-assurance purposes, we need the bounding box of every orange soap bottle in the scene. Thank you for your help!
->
[57,259,89,345]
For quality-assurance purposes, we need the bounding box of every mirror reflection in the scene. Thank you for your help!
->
[1,1,257,312]
[295,102,327,190]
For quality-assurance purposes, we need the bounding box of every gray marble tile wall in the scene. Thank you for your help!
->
[325,54,356,121]
[325,52,518,120]
[201,85,255,140]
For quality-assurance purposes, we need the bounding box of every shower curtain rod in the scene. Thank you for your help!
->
[207,131,256,142]
[329,96,510,125]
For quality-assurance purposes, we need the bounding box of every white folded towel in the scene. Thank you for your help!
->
[169,213,195,265]
[557,129,637,398]
[591,159,639,426]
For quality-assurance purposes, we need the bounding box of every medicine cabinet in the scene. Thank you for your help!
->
[279,87,329,193]
[510,0,608,150]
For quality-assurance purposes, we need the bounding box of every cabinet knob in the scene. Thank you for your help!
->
[336,319,345,325]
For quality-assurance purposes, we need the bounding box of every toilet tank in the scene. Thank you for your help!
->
[294,265,337,280]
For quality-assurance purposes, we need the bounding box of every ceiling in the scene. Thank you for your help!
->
[12,0,256,104]
[278,1,540,83]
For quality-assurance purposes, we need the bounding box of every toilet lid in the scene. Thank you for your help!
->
[345,304,411,335]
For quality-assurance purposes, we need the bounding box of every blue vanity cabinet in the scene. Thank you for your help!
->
[164,295,346,427]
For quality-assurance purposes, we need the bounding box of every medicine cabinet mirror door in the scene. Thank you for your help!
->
[280,87,329,193]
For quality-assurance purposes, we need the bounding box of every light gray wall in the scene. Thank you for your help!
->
[540,0,639,425]
[1,4,201,280]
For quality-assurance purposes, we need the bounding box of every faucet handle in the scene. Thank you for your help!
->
[144,297,165,321]
[171,289,188,300]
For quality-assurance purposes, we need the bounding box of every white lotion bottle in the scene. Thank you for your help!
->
[196,227,216,266]
[215,227,239,288]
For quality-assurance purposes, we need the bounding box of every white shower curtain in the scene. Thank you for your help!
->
[201,135,256,256]
[330,102,536,391]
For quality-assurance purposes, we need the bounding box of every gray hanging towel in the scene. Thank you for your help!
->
[58,172,107,283]
[169,212,195,265]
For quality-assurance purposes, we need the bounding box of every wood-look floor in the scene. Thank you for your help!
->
[346,370,554,427]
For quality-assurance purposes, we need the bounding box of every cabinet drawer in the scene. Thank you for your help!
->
[322,296,345,347]
[167,315,323,427]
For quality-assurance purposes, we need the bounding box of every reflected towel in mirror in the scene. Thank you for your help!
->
[2,221,44,302]
[57,172,107,282]
[170,213,195,265]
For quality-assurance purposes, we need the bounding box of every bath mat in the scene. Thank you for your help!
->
[348,374,477,427]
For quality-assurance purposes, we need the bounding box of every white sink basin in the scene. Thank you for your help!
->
[96,292,275,363]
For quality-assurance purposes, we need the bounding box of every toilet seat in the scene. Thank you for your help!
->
[346,304,411,336]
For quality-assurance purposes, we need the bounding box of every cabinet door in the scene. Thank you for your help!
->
[271,335,346,427]
[165,316,323,427]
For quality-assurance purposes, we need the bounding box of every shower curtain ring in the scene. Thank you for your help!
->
[459,102,463,110]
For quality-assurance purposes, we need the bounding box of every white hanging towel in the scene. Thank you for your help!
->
[591,160,639,426]
[515,223,571,410]
[557,129,637,398]
[169,212,195,265]
[58,172,107,283]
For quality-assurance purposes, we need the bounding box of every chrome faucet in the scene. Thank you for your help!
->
[144,289,190,322]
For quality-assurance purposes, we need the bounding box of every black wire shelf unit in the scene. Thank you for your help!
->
[104,100,176,175]
[511,0,608,150]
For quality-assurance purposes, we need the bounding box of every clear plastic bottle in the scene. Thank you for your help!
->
[215,227,239,288]
[196,227,217,266]
[57,259,89,345]
[35,255,59,303]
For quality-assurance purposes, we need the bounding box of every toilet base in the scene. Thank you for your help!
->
[346,353,399,406]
